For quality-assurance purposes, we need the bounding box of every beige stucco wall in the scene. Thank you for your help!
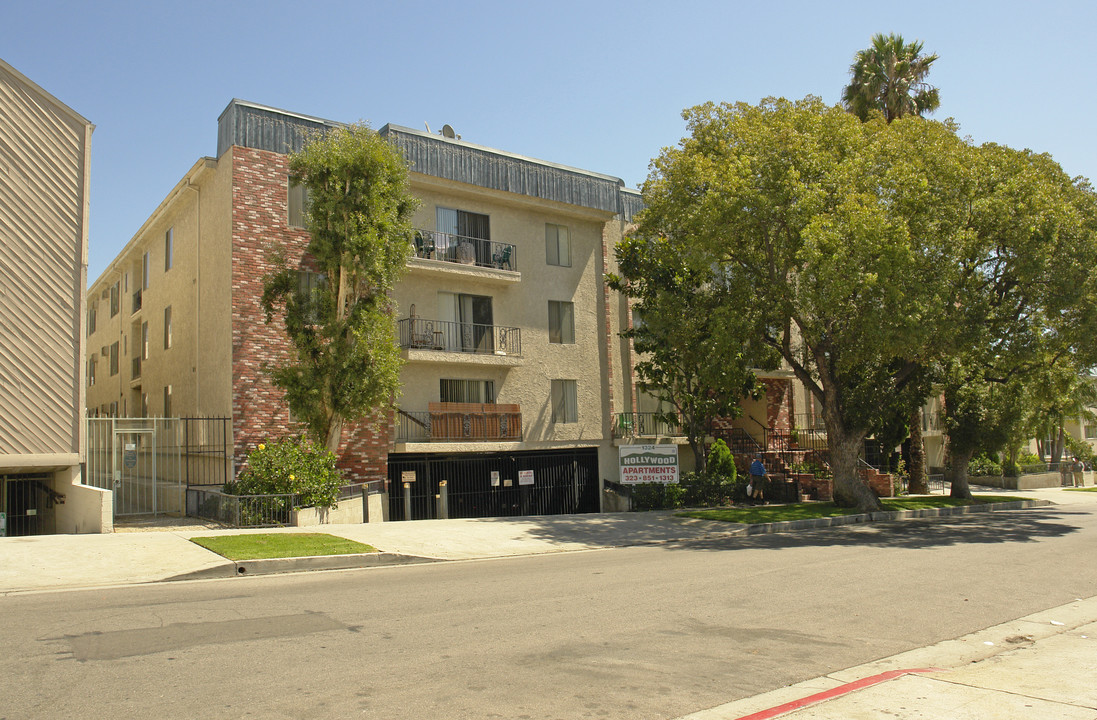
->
[0,59,91,465]
[394,177,617,458]
[53,466,113,534]
[86,157,233,420]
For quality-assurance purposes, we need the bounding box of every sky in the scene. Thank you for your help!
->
[3,0,1096,283]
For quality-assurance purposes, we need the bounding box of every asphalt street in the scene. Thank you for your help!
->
[3,503,1096,719]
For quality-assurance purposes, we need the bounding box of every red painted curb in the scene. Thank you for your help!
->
[735,668,941,720]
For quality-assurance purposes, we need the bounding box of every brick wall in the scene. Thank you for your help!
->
[229,147,390,483]
[762,378,792,433]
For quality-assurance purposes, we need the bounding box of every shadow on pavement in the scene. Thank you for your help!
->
[470,505,1083,553]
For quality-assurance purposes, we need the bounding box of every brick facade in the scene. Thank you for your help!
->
[229,147,390,482]
[762,378,792,433]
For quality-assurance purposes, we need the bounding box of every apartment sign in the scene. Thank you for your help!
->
[619,445,679,484]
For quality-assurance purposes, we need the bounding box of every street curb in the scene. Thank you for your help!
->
[164,551,441,582]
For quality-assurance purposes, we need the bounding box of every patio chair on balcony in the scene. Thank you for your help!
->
[414,231,436,259]
[492,245,513,270]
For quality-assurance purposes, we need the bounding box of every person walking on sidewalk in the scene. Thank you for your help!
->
[749,455,767,505]
[1072,456,1085,487]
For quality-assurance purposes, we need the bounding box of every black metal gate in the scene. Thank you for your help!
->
[1,473,60,536]
[387,448,601,521]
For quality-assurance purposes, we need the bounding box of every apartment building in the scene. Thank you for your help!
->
[1,58,107,535]
[88,100,666,519]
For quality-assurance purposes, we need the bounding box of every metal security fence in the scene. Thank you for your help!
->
[187,487,296,527]
[1,473,61,536]
[387,448,600,521]
[85,417,232,516]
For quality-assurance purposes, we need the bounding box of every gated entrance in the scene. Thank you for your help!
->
[85,417,232,517]
[387,447,601,521]
[1,473,62,536]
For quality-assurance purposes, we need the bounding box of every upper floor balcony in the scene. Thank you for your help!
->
[397,317,521,357]
[409,230,519,283]
[131,289,143,315]
[613,412,685,439]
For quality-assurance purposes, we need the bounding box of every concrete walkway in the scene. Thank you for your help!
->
[3,486,1096,719]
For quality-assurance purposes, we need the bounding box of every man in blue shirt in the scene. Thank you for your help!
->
[749,454,767,505]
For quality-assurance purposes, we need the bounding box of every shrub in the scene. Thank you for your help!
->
[631,482,686,510]
[226,436,343,509]
[967,453,1003,477]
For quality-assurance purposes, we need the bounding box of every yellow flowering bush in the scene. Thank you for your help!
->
[225,436,343,509]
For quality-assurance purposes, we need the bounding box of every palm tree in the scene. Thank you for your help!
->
[842,33,940,122]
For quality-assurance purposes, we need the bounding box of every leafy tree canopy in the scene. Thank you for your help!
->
[639,97,982,510]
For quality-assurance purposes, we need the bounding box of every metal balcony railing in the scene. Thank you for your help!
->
[397,318,521,356]
[413,230,517,271]
[131,356,141,379]
[397,404,523,442]
[613,412,684,438]
[131,289,143,314]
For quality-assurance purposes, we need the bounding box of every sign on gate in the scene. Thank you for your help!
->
[518,470,534,486]
[123,443,137,469]
[619,444,679,484]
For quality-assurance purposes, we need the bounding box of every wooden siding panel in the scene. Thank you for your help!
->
[0,62,89,455]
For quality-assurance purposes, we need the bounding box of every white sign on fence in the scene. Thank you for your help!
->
[619,444,679,484]
[490,471,500,487]
[518,470,534,486]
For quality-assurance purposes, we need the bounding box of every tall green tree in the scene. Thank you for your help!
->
[638,97,977,512]
[262,124,420,452]
[842,33,940,123]
[939,144,1097,497]
[608,235,772,472]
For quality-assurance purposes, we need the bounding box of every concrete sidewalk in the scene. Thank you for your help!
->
[678,596,1097,720]
[0,486,1091,594]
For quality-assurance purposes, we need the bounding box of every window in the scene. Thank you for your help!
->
[546,223,570,267]
[142,251,150,290]
[548,301,575,344]
[1086,425,1097,441]
[551,380,578,423]
[440,379,495,404]
[87,302,97,335]
[141,321,149,360]
[141,392,149,418]
[88,358,96,386]
[164,306,172,349]
[163,385,172,417]
[295,270,327,324]
[165,228,173,271]
[288,181,309,229]
[109,282,120,317]
[109,342,119,376]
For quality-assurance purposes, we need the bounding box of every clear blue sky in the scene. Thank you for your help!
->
[4,0,1095,282]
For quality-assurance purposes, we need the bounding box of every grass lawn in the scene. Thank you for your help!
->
[1065,487,1097,493]
[677,495,1026,524]
[190,533,378,561]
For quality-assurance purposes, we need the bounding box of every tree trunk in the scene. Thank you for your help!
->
[946,445,974,500]
[907,408,929,494]
[690,436,707,475]
[325,413,344,454]
[828,425,882,512]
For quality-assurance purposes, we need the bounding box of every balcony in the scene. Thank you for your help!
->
[613,412,684,438]
[131,356,141,380]
[397,403,523,442]
[412,230,517,272]
[131,289,143,314]
[397,317,521,357]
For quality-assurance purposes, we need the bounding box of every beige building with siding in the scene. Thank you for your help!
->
[0,58,106,534]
